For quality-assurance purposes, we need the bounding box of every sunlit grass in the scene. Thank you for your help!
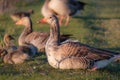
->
[0,0,120,80]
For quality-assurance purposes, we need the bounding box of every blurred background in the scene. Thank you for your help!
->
[0,0,120,50]
[1,0,119,50]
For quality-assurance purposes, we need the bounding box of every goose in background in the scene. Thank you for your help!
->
[41,0,55,18]
[10,9,34,22]
[39,0,86,26]
[42,15,120,71]
[11,11,72,52]
[0,34,37,64]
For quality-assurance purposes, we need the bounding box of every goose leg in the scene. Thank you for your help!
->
[59,16,64,26]
[65,15,70,26]
[90,67,98,71]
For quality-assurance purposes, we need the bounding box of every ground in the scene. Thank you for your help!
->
[0,0,120,80]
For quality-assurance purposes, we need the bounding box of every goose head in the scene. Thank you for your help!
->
[38,15,59,26]
[14,17,32,27]
[10,10,33,26]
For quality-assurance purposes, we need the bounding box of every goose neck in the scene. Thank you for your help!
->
[49,22,60,45]
[18,18,33,45]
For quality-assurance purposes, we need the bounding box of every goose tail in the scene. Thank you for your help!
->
[113,54,120,62]
[92,54,120,71]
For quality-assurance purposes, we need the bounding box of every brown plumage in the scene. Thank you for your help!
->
[10,11,72,52]
[39,0,86,26]
[44,15,120,70]
[0,48,29,64]
[0,34,37,64]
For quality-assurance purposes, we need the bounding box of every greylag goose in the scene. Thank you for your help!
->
[39,0,86,26]
[43,15,120,71]
[0,34,37,64]
[3,33,17,52]
[11,11,72,52]
[0,47,29,64]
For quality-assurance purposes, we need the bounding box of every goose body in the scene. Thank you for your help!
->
[17,16,49,51]
[44,15,120,70]
[48,0,72,16]
[11,12,72,52]
[41,0,55,17]
[0,34,37,64]
[40,0,86,26]
[48,0,85,16]
[1,49,29,64]
[0,44,37,64]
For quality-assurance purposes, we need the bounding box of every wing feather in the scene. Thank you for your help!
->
[25,32,49,43]
[60,41,115,61]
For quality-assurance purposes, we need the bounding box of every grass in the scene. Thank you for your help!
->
[0,0,120,80]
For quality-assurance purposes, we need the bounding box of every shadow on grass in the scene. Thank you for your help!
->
[99,62,120,74]
[107,47,120,52]
[0,64,20,75]
[35,52,48,62]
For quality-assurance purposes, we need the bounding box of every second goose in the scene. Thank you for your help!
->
[11,11,72,52]
[0,34,37,64]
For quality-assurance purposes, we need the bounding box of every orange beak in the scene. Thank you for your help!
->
[37,18,47,24]
[15,20,22,25]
